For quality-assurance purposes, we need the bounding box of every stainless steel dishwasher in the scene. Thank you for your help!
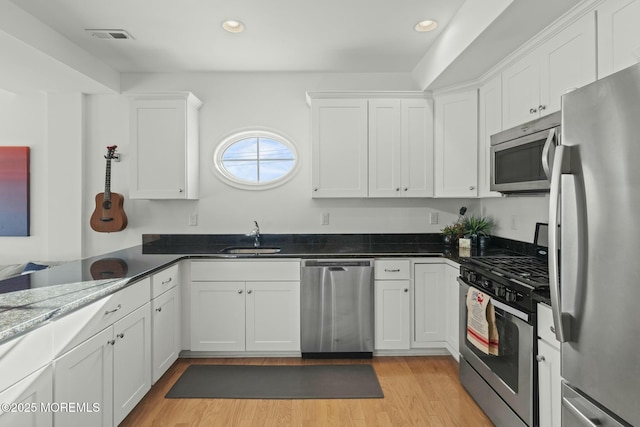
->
[300,259,374,358]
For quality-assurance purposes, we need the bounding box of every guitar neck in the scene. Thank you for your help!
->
[104,158,112,201]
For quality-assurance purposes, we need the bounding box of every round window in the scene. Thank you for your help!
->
[212,130,298,189]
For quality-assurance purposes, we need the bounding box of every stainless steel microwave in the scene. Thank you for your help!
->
[490,111,561,194]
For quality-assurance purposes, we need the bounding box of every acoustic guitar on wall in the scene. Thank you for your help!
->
[90,145,128,232]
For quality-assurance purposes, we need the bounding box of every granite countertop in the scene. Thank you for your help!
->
[0,233,547,344]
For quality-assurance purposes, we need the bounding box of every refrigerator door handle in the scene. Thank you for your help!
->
[549,145,571,342]
[541,128,557,180]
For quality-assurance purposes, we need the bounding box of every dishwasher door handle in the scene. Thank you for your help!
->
[328,267,346,272]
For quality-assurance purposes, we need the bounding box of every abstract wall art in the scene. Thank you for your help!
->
[0,147,30,236]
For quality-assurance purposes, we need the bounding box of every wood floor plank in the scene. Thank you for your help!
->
[120,356,494,427]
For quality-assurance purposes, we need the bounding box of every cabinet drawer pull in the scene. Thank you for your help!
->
[384,268,401,273]
[105,304,122,315]
[162,277,172,285]
[247,289,253,294]
[238,289,243,294]
[156,307,162,312]
[404,288,409,293]
[179,188,184,193]
[117,333,125,339]
[539,104,546,111]
[530,107,538,114]
[550,325,556,334]
[107,340,116,346]
[536,355,546,362]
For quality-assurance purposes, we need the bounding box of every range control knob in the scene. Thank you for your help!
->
[481,278,492,289]
[466,271,477,282]
[495,286,506,298]
[505,289,517,302]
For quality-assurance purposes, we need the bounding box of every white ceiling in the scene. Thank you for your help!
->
[6,0,583,89]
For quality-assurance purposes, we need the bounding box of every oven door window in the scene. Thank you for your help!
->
[494,138,547,185]
[465,308,520,392]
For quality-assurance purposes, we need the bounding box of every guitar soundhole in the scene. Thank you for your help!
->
[102,200,112,209]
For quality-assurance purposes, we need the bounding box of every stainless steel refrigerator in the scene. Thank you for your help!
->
[549,62,640,427]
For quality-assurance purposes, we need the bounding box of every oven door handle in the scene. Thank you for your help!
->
[490,298,529,322]
[457,277,529,322]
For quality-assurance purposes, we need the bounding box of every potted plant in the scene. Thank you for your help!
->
[462,215,494,248]
[441,223,464,246]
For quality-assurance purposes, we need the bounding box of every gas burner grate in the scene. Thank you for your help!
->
[469,256,549,288]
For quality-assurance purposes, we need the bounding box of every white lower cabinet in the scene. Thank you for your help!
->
[374,260,411,350]
[112,304,151,426]
[413,263,446,346]
[444,263,460,360]
[52,279,151,427]
[537,303,561,427]
[151,286,181,383]
[191,281,300,352]
[0,322,53,427]
[54,303,151,427]
[0,365,53,427]
[190,260,301,353]
[54,327,114,427]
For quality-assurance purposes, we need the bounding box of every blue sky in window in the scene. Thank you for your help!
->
[221,137,295,183]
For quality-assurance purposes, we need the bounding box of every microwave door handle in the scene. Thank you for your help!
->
[542,128,557,180]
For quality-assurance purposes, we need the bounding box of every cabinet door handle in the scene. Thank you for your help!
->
[107,340,116,346]
[404,188,408,191]
[117,333,125,339]
[530,107,538,114]
[384,268,401,272]
[539,104,546,111]
[404,288,409,293]
[469,186,475,191]
[550,325,556,334]
[314,188,318,192]
[247,289,252,294]
[238,289,243,294]
[162,277,172,285]
[178,188,184,193]
[155,307,162,312]
[105,304,122,315]
[536,355,546,362]
[396,188,400,191]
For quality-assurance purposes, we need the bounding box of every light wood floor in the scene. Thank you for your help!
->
[121,356,494,427]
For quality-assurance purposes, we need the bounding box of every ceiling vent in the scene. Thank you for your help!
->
[85,29,134,40]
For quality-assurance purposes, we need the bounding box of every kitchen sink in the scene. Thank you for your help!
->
[219,246,282,255]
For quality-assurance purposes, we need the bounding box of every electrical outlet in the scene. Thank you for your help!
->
[189,213,198,226]
[511,214,519,230]
[429,212,438,224]
[321,212,330,225]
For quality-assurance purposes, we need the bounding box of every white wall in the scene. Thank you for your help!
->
[0,91,47,263]
[1,71,539,262]
[81,72,484,256]
[481,195,549,243]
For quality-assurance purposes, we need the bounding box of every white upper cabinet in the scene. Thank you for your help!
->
[368,99,434,198]
[502,13,596,128]
[434,89,478,197]
[478,76,503,198]
[311,98,368,198]
[598,0,640,78]
[129,92,202,199]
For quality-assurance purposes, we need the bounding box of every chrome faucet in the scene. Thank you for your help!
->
[246,221,261,247]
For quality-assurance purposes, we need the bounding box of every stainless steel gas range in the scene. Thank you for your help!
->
[457,256,549,427]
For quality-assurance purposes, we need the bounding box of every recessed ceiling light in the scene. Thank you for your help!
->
[414,20,438,32]
[222,20,245,33]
